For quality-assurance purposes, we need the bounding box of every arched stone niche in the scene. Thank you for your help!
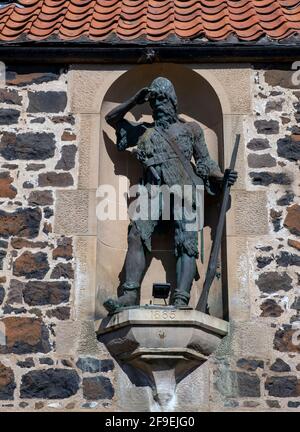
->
[96,63,229,319]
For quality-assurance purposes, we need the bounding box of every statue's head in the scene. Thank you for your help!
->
[148,77,177,122]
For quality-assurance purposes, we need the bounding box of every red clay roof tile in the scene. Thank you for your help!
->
[0,0,300,42]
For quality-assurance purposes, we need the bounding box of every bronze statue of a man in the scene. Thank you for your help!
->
[103,77,237,314]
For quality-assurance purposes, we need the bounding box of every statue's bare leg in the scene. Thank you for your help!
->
[103,225,145,313]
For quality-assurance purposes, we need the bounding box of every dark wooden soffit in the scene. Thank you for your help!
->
[0,42,300,64]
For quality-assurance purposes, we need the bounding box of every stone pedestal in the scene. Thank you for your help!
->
[96,306,228,411]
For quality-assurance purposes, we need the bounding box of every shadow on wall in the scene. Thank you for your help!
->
[96,63,226,319]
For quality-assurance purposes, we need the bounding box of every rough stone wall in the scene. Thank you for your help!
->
[210,67,300,411]
[0,68,115,411]
[0,64,299,412]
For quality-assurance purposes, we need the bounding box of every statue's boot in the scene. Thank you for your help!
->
[172,291,190,307]
[103,282,140,314]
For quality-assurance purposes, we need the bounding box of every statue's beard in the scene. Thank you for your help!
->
[153,105,177,129]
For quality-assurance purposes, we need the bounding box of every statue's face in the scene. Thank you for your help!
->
[149,90,176,120]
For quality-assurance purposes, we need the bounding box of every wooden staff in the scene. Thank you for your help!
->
[196,134,240,313]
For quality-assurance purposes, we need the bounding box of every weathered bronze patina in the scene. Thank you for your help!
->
[103,77,237,314]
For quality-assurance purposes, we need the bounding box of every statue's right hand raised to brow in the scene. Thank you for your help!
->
[134,87,150,105]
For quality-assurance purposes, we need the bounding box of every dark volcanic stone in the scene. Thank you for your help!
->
[0,317,50,354]
[6,71,59,87]
[46,307,70,321]
[284,204,300,235]
[38,172,73,187]
[237,372,260,397]
[255,271,293,293]
[291,297,300,311]
[264,70,298,89]
[39,357,54,365]
[0,89,22,105]
[270,358,291,372]
[276,251,300,267]
[23,181,34,189]
[30,117,45,124]
[256,256,273,269]
[0,172,17,199]
[0,286,5,305]
[276,191,294,206]
[0,109,20,125]
[288,401,300,408]
[0,250,7,270]
[83,376,114,400]
[0,240,8,249]
[265,99,283,113]
[44,207,53,219]
[28,91,67,113]
[76,357,114,373]
[260,299,283,317]
[13,252,49,280]
[0,362,16,400]
[248,153,276,168]
[254,120,279,134]
[20,369,80,399]
[23,281,70,306]
[55,145,77,170]
[7,279,24,304]
[250,172,291,186]
[0,132,55,160]
[51,115,75,125]
[26,163,46,171]
[266,400,281,408]
[277,137,300,161]
[0,207,41,239]
[274,325,300,353]
[265,376,299,397]
[236,358,264,372]
[17,358,34,368]
[28,190,53,206]
[52,238,73,261]
[11,238,48,250]
[247,138,270,151]
[51,263,74,280]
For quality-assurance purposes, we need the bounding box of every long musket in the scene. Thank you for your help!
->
[196,134,241,313]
